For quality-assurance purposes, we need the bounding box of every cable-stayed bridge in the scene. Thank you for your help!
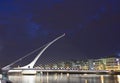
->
[2,34,65,74]
[1,33,113,75]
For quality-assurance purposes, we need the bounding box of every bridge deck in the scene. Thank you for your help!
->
[8,69,119,75]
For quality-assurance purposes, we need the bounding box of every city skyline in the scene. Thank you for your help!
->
[0,0,120,67]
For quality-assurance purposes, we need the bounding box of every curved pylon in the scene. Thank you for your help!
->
[21,33,65,68]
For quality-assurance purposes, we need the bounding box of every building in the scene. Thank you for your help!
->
[105,57,120,71]
[41,56,120,71]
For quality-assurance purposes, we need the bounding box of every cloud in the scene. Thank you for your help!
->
[1,0,119,36]
[31,0,104,31]
[26,22,50,38]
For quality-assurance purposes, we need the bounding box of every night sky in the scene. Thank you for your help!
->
[0,0,120,67]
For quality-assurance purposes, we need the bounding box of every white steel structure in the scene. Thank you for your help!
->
[21,33,65,69]
[2,34,65,71]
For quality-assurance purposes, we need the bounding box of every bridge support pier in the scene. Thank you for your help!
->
[2,70,8,80]
[47,72,49,76]
[1,70,12,83]
[40,71,43,75]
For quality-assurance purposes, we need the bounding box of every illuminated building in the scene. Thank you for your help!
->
[105,58,120,71]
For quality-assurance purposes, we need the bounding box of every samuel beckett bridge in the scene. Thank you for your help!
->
[1,34,112,75]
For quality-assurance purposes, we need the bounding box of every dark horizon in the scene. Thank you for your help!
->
[0,0,120,67]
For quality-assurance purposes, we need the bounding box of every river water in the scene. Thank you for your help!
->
[8,74,120,83]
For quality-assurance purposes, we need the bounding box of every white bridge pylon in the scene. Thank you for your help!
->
[2,34,65,70]
[20,33,65,69]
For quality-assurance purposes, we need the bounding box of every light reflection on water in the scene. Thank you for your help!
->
[100,75,104,83]
[117,75,120,83]
[9,74,120,83]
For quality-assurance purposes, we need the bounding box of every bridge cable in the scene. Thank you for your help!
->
[2,42,49,70]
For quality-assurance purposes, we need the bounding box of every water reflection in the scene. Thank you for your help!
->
[117,75,120,83]
[100,75,104,83]
[85,79,88,83]
[22,76,35,83]
[47,73,49,83]
[9,74,120,83]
